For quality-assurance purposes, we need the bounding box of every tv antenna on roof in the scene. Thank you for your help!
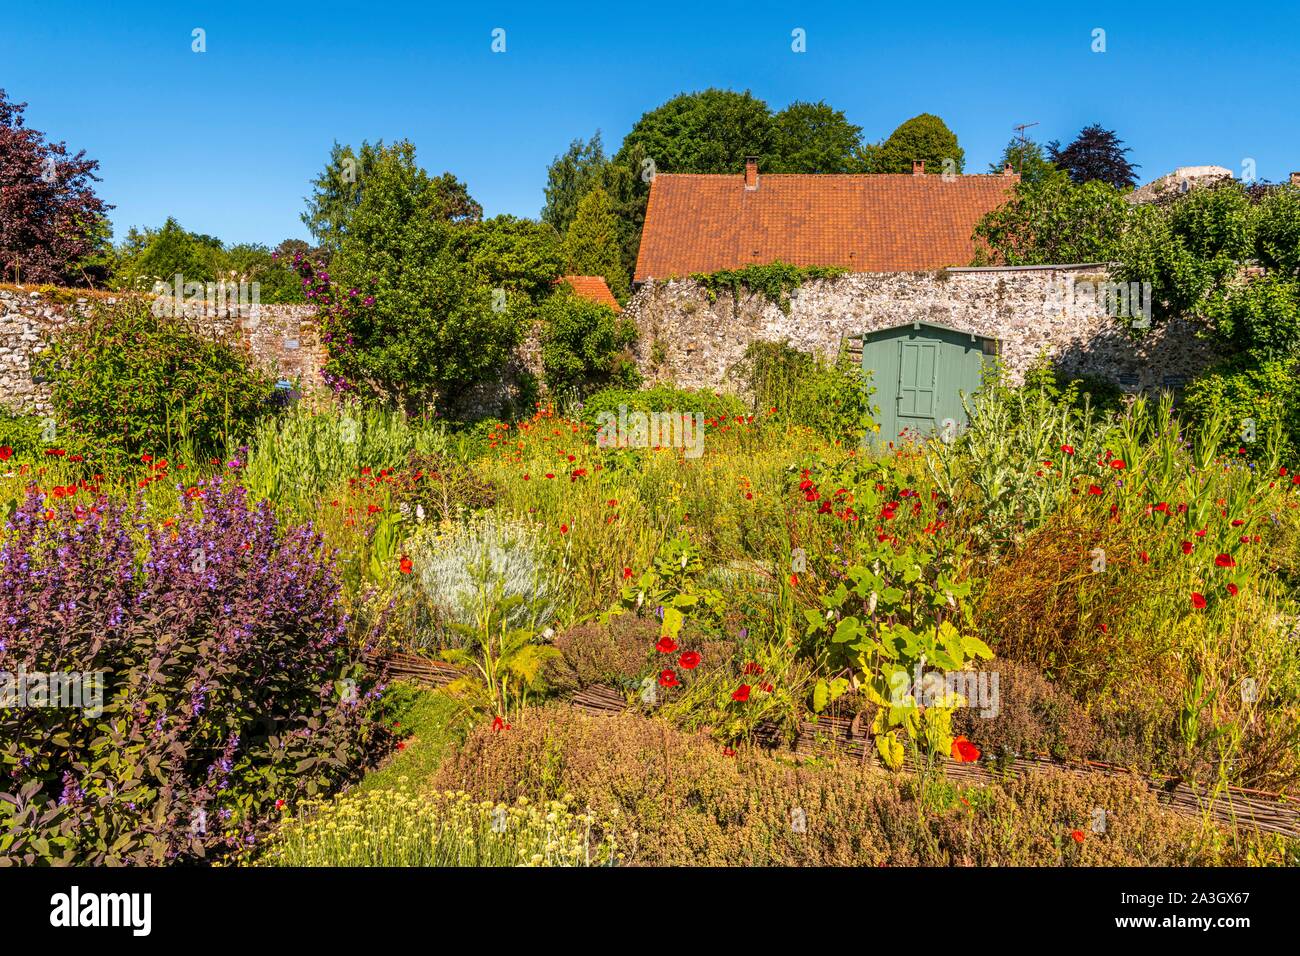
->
[1011,122,1040,174]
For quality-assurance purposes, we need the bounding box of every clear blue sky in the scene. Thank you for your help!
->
[4,0,1297,246]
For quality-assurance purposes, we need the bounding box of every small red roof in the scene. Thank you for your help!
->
[557,275,621,311]
[634,170,1018,282]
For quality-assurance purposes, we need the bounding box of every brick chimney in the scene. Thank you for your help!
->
[1291,172,1300,186]
[1002,162,1015,176]
[744,156,759,190]
[912,159,926,176]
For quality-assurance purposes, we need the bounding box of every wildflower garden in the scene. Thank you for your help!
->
[4,321,1300,865]
[3,81,1300,872]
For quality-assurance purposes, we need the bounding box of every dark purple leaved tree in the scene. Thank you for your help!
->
[0,88,112,285]
[1047,125,1140,190]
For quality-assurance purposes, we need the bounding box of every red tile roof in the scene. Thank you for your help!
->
[633,171,1018,282]
[557,275,621,311]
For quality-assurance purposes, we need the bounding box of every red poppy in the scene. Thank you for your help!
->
[1139,551,1150,564]
[1110,459,1126,470]
[731,684,752,702]
[1061,444,1075,455]
[1190,592,1207,610]
[1226,583,1239,597]
[722,746,737,757]
[1087,484,1102,496]
[622,566,633,579]
[679,650,701,670]
[1181,541,1194,555]
[951,735,981,762]
[658,669,679,688]
[275,799,286,810]
[1214,553,1236,568]
[0,446,11,461]
[1070,829,1085,844]
[789,573,799,586]
[656,636,677,653]
[743,662,764,675]
[395,741,406,751]
[398,555,413,575]
[492,715,507,732]
[559,523,569,534]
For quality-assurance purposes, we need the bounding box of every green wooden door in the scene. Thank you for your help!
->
[861,324,994,445]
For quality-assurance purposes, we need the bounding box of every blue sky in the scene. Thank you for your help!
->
[3,1,1297,246]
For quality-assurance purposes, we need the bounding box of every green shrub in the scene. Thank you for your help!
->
[728,339,875,443]
[0,407,45,461]
[538,290,639,401]
[580,384,746,426]
[46,299,272,465]
[1183,356,1300,462]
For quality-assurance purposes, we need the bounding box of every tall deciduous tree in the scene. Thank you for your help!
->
[1048,125,1139,190]
[327,144,516,410]
[0,89,111,285]
[863,113,965,174]
[615,89,775,174]
[301,140,481,251]
[769,101,866,173]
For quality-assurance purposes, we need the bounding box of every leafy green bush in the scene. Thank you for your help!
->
[0,407,44,461]
[538,289,639,401]
[729,339,875,443]
[1183,356,1299,462]
[47,299,272,464]
[580,384,746,426]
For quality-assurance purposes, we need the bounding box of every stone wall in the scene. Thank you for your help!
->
[0,286,322,416]
[623,266,1219,393]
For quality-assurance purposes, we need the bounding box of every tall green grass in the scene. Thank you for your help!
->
[239,403,448,519]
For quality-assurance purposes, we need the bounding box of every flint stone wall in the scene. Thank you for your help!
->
[622,266,1219,393]
[0,287,322,416]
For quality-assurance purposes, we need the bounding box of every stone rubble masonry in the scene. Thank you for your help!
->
[0,286,322,416]
[1,267,1220,419]
[621,266,1219,393]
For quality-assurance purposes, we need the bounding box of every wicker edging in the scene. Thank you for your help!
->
[370,651,1300,839]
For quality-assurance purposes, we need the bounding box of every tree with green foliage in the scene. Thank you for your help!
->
[326,144,519,411]
[112,217,223,289]
[301,140,382,251]
[563,187,628,301]
[973,176,1129,266]
[987,137,1062,185]
[769,101,866,173]
[302,140,482,251]
[541,132,609,235]
[615,89,775,175]
[862,113,964,174]
[460,215,564,302]
[47,298,272,463]
[538,289,639,400]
